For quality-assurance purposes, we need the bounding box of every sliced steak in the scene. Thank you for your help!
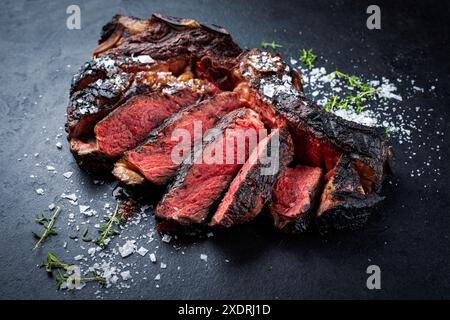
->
[316,155,384,233]
[210,126,293,227]
[269,165,323,233]
[95,78,217,158]
[114,92,244,186]
[156,108,265,225]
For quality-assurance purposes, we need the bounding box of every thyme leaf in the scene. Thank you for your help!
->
[300,49,317,69]
[261,41,283,50]
[94,203,124,248]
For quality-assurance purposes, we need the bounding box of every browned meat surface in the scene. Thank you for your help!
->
[210,127,293,227]
[156,108,265,225]
[269,165,323,233]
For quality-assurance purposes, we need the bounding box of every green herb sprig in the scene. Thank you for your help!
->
[300,49,317,69]
[33,206,61,250]
[323,70,379,114]
[261,41,283,50]
[95,204,124,248]
[40,252,70,273]
[55,270,106,290]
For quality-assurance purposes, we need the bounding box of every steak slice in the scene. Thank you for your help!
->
[316,155,384,233]
[114,92,244,186]
[156,108,265,225]
[269,165,323,233]
[95,77,217,158]
[210,126,293,227]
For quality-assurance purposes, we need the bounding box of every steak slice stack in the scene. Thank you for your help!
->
[210,126,293,227]
[67,14,393,235]
[156,108,265,225]
[113,92,245,186]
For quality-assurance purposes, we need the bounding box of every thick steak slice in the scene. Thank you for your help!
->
[156,108,265,225]
[95,78,217,158]
[269,165,323,233]
[114,92,244,186]
[210,127,293,227]
[316,155,384,233]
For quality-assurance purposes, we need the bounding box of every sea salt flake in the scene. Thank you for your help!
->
[135,55,154,64]
[137,246,149,256]
[74,255,84,261]
[120,270,132,281]
[63,171,73,179]
[118,240,136,258]
[154,274,161,281]
[200,254,208,262]
[160,262,167,269]
[56,142,62,149]
[161,234,172,243]
[149,253,157,263]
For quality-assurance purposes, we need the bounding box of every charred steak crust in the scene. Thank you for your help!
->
[210,126,294,227]
[156,108,265,225]
[316,155,384,233]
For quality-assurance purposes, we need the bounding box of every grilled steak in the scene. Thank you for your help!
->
[93,14,241,89]
[156,108,265,225]
[67,14,394,235]
[210,126,293,227]
[114,92,244,186]
[269,165,323,233]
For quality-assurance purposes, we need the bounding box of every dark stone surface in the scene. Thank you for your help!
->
[0,0,449,299]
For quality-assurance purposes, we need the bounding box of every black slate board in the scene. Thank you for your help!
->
[0,0,449,299]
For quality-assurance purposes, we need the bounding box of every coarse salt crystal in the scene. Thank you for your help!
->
[137,246,149,256]
[120,270,132,281]
[63,171,73,179]
[118,240,136,258]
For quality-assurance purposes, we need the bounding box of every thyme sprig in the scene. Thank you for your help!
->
[33,206,61,250]
[300,49,317,69]
[323,70,379,114]
[40,252,70,273]
[95,203,124,247]
[261,41,283,50]
[56,269,106,290]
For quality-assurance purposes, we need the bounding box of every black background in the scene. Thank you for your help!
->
[0,0,449,299]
